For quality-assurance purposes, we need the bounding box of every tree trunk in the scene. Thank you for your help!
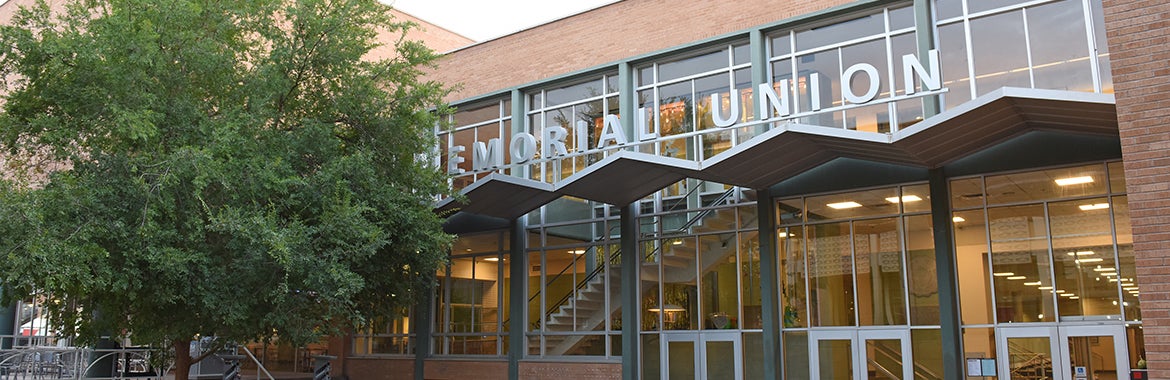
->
[173,339,191,380]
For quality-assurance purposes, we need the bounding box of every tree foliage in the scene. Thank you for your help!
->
[0,0,451,373]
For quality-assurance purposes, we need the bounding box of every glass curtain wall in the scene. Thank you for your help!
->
[434,231,511,356]
[635,43,754,165]
[933,0,1114,109]
[352,312,413,356]
[768,5,921,132]
[638,189,760,378]
[525,75,619,183]
[951,161,1140,365]
[776,184,941,379]
[438,99,512,189]
[525,196,622,358]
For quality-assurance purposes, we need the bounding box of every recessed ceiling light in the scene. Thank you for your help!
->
[993,272,1015,277]
[953,216,966,223]
[1024,281,1042,286]
[483,257,499,262]
[1007,276,1026,280]
[1038,286,1053,290]
[1075,258,1104,264]
[885,195,923,203]
[778,232,789,238]
[828,201,863,209]
[1093,267,1116,272]
[1078,203,1110,211]
[1055,176,1094,186]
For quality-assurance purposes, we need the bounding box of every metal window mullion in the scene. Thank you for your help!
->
[1041,201,1061,321]
[978,176,996,322]
[837,47,846,128]
[1107,193,1127,318]
[1081,0,1103,93]
[850,221,861,326]
[789,31,801,115]
[962,13,977,99]
[1021,8,1036,89]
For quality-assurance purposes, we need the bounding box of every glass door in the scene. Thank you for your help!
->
[998,327,1057,380]
[810,329,912,380]
[661,332,743,380]
[997,325,1129,380]
[1058,325,1128,380]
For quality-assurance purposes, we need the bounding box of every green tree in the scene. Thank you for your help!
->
[0,0,452,378]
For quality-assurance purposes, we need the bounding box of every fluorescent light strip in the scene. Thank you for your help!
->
[993,272,1015,277]
[1055,176,1094,186]
[1076,258,1104,264]
[1006,276,1027,280]
[885,195,923,203]
[1024,281,1042,286]
[1079,203,1110,211]
[828,201,863,209]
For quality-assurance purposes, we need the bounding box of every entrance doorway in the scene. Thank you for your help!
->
[809,329,913,379]
[997,325,1129,380]
[660,332,742,380]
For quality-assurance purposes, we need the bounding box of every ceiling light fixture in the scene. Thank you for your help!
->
[885,195,923,203]
[1078,203,1110,211]
[828,201,863,209]
[1055,176,1094,186]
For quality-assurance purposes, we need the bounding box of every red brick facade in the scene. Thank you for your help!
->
[1104,0,1170,376]
[430,0,851,102]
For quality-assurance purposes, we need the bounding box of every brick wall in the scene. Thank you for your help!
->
[1103,0,1170,376]
[429,0,852,102]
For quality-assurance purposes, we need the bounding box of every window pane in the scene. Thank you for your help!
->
[779,226,808,328]
[1114,196,1140,321]
[544,78,605,107]
[796,13,884,51]
[938,22,972,109]
[953,209,993,324]
[806,187,899,221]
[1050,198,1121,319]
[784,331,811,380]
[1028,0,1093,92]
[970,11,1031,95]
[984,164,1108,205]
[988,205,1056,323]
[809,222,856,326]
[795,50,842,126]
[906,214,939,325]
[854,217,907,325]
[740,232,763,329]
[659,49,728,82]
[700,233,739,329]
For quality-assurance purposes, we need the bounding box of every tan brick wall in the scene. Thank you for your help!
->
[1103,0,1170,376]
[430,0,853,102]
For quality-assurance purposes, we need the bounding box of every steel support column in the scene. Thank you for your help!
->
[929,168,963,380]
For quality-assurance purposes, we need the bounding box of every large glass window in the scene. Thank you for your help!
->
[525,197,621,358]
[932,0,1112,110]
[439,99,512,189]
[769,6,921,132]
[951,162,1137,328]
[636,43,753,163]
[777,184,933,329]
[526,76,619,183]
[434,231,510,356]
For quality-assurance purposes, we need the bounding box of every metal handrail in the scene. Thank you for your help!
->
[869,339,942,380]
[239,345,276,380]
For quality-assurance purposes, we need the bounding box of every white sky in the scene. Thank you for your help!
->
[382,0,618,42]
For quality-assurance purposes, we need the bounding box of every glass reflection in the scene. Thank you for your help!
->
[988,205,1056,323]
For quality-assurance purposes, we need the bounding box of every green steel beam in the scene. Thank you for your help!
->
[618,61,640,380]
[750,28,769,136]
[756,188,782,380]
[929,168,963,380]
[508,218,528,380]
[915,0,941,117]
[413,280,433,380]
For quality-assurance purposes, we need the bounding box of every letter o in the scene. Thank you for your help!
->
[510,133,538,164]
[843,63,881,104]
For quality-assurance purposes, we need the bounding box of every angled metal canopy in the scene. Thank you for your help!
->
[436,88,1118,220]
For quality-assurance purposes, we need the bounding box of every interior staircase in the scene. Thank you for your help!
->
[534,188,755,355]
